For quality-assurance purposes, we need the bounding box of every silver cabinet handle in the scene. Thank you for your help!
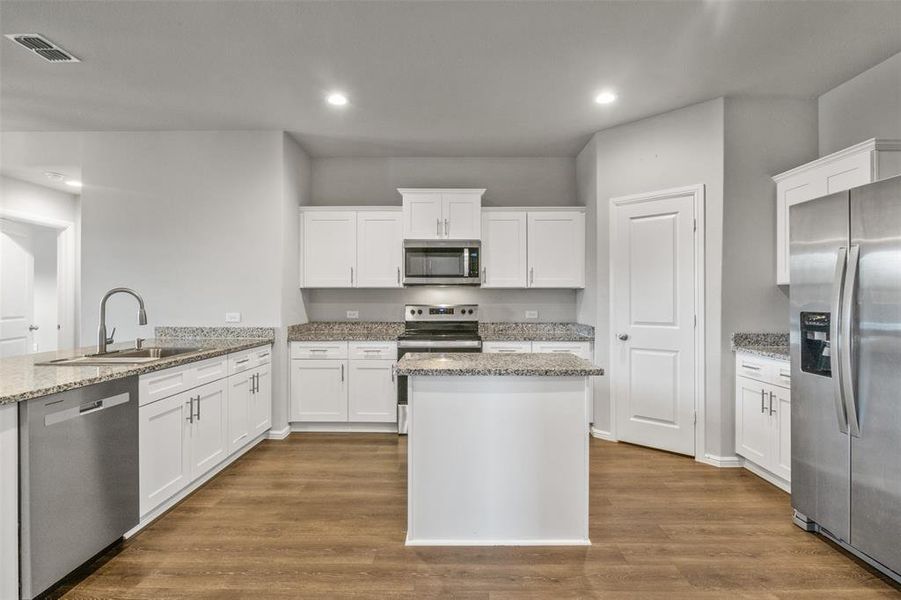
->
[249,374,255,394]
[779,369,790,379]
[235,358,250,365]
[482,266,486,284]
[760,389,766,414]
[391,363,396,382]
[617,333,629,341]
[768,391,775,416]
[529,267,534,285]
[350,266,354,285]
[340,363,344,382]
[841,244,861,437]
[830,247,849,433]
[444,218,449,237]
[741,363,761,370]
[436,218,441,236]
[310,348,328,353]
[187,398,194,424]
[195,394,201,420]
[397,266,401,285]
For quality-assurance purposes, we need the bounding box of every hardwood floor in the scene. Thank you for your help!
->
[58,434,900,599]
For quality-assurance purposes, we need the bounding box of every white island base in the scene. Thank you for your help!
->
[406,375,590,546]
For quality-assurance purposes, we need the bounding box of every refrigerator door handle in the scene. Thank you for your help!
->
[841,244,862,437]
[830,246,849,434]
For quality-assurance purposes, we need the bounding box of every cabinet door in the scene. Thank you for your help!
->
[357,211,403,287]
[348,359,397,423]
[227,372,253,452]
[402,193,443,239]
[442,193,481,239]
[481,211,527,287]
[139,392,191,516]
[302,211,356,287]
[769,384,791,482]
[527,211,585,288]
[290,359,348,422]
[190,379,229,478]
[735,376,770,466]
[252,364,272,436]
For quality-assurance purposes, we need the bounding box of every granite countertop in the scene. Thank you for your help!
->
[479,322,594,342]
[731,332,790,361]
[1,336,273,406]
[396,352,604,377]
[288,322,405,341]
[287,321,594,343]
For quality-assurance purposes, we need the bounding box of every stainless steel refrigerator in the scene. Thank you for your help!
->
[790,175,901,583]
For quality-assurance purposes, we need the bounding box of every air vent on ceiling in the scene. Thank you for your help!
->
[4,33,79,62]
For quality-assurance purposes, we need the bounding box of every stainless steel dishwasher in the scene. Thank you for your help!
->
[19,376,139,599]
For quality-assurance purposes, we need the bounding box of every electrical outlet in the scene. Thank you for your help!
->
[225,312,241,323]
[525,310,539,320]
[346,310,360,320]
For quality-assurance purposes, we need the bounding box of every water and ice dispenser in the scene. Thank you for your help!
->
[800,311,832,377]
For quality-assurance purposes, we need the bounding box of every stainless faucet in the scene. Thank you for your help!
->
[97,287,148,355]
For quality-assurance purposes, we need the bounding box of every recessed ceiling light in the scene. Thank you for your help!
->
[594,91,618,105]
[65,180,82,189]
[326,92,348,107]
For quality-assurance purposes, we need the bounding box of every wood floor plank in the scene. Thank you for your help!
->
[51,434,900,599]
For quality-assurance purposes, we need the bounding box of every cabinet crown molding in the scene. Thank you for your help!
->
[772,138,901,182]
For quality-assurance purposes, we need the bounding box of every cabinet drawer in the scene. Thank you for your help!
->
[291,341,348,360]
[532,341,591,360]
[252,345,273,365]
[139,355,227,407]
[735,352,790,388]
[229,349,256,375]
[349,341,398,360]
[482,341,533,354]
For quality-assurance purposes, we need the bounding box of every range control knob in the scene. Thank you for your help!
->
[410,309,415,315]
[417,309,423,315]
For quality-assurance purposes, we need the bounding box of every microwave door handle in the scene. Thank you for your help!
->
[830,246,849,434]
[841,244,861,437]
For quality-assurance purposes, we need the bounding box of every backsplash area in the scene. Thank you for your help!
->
[302,288,578,322]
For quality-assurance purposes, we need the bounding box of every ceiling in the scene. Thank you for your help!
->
[1,1,899,158]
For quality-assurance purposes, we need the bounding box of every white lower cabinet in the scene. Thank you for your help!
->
[734,352,791,490]
[139,344,273,518]
[349,359,398,422]
[291,341,398,425]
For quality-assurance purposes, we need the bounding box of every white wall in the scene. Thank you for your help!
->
[579,98,726,456]
[311,157,576,206]
[818,51,901,156]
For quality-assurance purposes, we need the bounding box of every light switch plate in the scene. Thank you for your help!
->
[346,310,360,320]
[525,310,539,319]
[225,312,241,323]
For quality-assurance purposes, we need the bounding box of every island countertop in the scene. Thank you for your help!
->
[0,337,273,406]
[396,352,604,377]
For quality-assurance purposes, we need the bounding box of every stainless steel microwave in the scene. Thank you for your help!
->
[403,240,481,286]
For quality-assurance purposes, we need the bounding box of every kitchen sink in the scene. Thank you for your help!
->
[38,347,202,366]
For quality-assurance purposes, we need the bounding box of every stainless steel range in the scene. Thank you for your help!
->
[396,304,481,433]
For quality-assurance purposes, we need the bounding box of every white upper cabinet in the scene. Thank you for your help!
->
[773,139,901,284]
[527,210,585,288]
[481,211,527,288]
[356,211,403,288]
[400,188,484,240]
[301,211,357,287]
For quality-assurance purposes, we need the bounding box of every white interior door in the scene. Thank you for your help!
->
[611,187,700,456]
[0,220,35,357]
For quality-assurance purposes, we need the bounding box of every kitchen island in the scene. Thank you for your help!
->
[395,352,603,546]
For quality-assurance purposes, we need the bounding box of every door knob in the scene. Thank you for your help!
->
[617,333,629,341]
[28,324,39,331]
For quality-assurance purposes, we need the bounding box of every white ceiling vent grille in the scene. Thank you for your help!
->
[4,33,80,62]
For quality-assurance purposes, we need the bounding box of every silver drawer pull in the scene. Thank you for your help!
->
[741,363,761,370]
[309,348,328,353]
[779,370,790,378]
[235,358,250,365]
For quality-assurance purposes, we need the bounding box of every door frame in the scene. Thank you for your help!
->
[0,208,78,351]
[607,184,706,462]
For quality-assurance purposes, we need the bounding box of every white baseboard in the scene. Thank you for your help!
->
[589,426,616,441]
[741,458,791,493]
[697,453,743,468]
[290,422,398,433]
[267,426,290,440]
[126,431,268,538]
[405,537,591,547]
